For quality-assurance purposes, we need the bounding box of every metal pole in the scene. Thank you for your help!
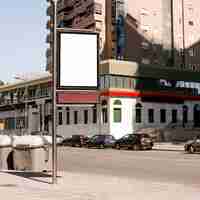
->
[98,94,101,135]
[25,102,28,135]
[170,0,175,67]
[182,0,186,68]
[52,0,58,184]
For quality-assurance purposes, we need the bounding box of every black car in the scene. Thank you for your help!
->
[61,135,89,147]
[115,133,153,150]
[86,134,116,149]
[184,135,200,153]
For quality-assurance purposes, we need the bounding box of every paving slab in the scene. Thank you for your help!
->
[0,170,199,200]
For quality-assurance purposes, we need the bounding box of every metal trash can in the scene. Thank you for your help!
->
[0,135,13,170]
[13,136,51,172]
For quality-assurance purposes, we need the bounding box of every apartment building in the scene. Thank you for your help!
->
[112,0,200,69]
[46,0,106,72]
[46,0,200,72]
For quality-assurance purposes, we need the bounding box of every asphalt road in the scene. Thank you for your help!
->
[58,147,200,187]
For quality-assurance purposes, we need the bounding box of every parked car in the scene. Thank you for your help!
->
[115,133,153,150]
[85,134,116,149]
[184,135,200,153]
[61,135,89,147]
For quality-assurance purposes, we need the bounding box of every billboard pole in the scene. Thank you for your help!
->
[52,0,58,184]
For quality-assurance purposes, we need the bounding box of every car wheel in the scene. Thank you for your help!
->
[132,144,140,151]
[189,145,195,154]
[115,144,120,150]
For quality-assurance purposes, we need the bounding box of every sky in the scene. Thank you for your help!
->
[0,1,48,83]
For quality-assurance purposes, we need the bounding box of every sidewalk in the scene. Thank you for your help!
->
[153,142,184,151]
[0,170,199,200]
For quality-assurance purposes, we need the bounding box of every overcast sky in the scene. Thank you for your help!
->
[0,1,48,83]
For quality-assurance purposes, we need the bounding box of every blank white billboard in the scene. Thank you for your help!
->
[59,32,98,89]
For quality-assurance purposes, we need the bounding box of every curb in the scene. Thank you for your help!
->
[152,148,184,152]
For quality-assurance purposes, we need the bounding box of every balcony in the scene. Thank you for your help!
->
[75,0,94,15]
[46,33,53,43]
[46,5,53,16]
[46,48,52,58]
[57,0,74,12]
[62,11,75,21]
[46,19,53,29]
[73,14,95,29]
[46,63,53,73]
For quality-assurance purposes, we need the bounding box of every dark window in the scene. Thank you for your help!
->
[114,99,122,105]
[92,108,97,123]
[160,109,166,123]
[102,100,108,123]
[172,109,177,123]
[136,103,142,123]
[66,108,70,125]
[102,108,108,123]
[183,105,188,124]
[74,111,78,124]
[188,21,194,26]
[58,112,63,125]
[148,109,154,123]
[113,108,122,123]
[84,110,88,124]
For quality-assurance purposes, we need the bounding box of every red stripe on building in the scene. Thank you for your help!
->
[100,90,200,101]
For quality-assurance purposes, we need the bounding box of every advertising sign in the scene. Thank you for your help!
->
[57,31,99,90]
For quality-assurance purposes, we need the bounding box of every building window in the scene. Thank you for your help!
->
[183,105,188,125]
[113,100,122,123]
[102,108,108,123]
[84,110,88,124]
[113,108,122,123]
[172,109,177,123]
[160,109,166,123]
[136,103,142,123]
[74,111,78,124]
[148,109,154,123]
[66,107,70,125]
[102,100,108,123]
[113,99,122,106]
[58,112,63,125]
[92,107,97,124]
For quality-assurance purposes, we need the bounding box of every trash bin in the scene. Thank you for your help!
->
[13,135,52,172]
[0,135,13,170]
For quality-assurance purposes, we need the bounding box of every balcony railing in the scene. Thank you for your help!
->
[0,90,51,106]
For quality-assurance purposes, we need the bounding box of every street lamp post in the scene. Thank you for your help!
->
[50,0,58,184]
[181,0,186,68]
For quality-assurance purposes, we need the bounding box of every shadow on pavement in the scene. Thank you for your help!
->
[2,171,61,184]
